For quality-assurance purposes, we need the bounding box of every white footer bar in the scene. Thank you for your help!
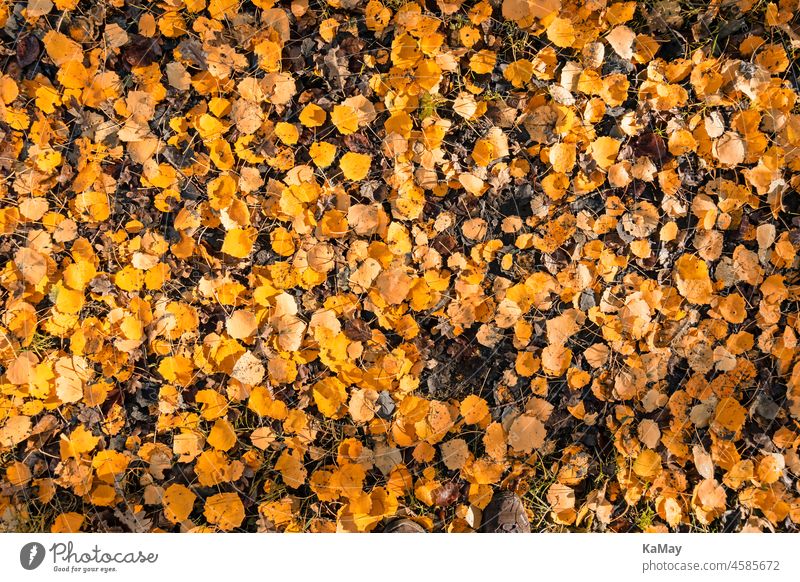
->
[1,533,796,581]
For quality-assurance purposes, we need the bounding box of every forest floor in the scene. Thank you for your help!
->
[1,0,800,532]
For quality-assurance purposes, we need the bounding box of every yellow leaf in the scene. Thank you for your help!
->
[605,1,637,24]
[440,439,470,470]
[226,309,258,339]
[59,425,99,460]
[310,141,337,168]
[508,412,546,453]
[250,426,276,450]
[163,483,196,523]
[319,18,340,42]
[204,492,245,531]
[339,152,372,181]
[469,50,497,74]
[483,422,507,461]
[231,350,265,386]
[718,293,746,324]
[51,512,84,533]
[276,448,307,488]
[209,139,234,170]
[299,103,326,127]
[459,172,485,196]
[92,450,130,483]
[349,388,379,423]
[549,142,577,174]
[270,227,295,256]
[254,39,282,72]
[460,395,490,425]
[0,415,32,448]
[504,59,533,88]
[674,254,713,305]
[714,397,747,432]
[312,377,348,418]
[248,386,288,419]
[15,247,47,285]
[196,389,228,420]
[91,483,117,506]
[43,30,83,66]
[713,131,745,168]
[274,121,299,145]
[471,139,495,167]
[158,355,194,386]
[222,227,256,258]
[633,449,662,479]
[207,418,237,451]
[195,450,235,486]
[115,265,145,292]
[57,60,90,89]
[546,17,575,48]
[541,344,572,376]
[6,461,31,487]
[53,284,85,314]
[588,136,621,169]
[502,0,561,22]
[331,104,359,134]
[691,478,726,525]
[374,267,412,304]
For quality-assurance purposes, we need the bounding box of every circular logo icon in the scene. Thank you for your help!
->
[20,542,46,570]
